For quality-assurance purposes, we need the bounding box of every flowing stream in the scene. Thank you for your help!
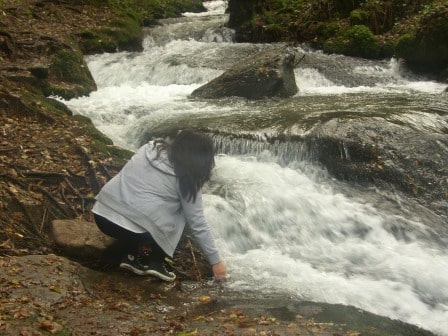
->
[61,1,448,335]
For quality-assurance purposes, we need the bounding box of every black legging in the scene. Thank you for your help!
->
[94,214,167,264]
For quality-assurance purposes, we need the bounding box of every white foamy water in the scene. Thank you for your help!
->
[60,1,448,335]
[183,0,228,17]
[296,58,446,95]
[205,155,448,335]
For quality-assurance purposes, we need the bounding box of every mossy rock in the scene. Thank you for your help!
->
[50,50,93,84]
[71,115,114,146]
[101,17,142,47]
[77,17,143,54]
[76,30,116,54]
[42,82,95,100]
[71,114,133,161]
[46,49,96,99]
[44,97,73,117]
[2,89,63,122]
[323,25,380,59]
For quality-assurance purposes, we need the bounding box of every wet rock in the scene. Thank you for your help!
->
[307,117,448,215]
[191,48,299,99]
[0,255,438,336]
[50,219,115,259]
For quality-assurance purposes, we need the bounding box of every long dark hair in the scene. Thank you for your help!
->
[156,130,215,202]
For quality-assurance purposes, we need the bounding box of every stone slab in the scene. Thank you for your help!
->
[50,219,115,259]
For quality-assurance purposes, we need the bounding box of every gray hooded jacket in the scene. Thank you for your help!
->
[93,142,221,265]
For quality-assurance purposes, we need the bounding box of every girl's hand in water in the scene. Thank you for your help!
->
[212,261,227,281]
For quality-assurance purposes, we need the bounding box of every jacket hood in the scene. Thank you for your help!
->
[145,142,175,176]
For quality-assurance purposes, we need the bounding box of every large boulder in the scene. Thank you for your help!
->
[190,48,299,100]
[305,117,448,217]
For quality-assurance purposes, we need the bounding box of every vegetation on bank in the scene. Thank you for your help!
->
[227,0,448,80]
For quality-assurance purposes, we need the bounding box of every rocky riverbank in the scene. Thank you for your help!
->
[0,254,438,336]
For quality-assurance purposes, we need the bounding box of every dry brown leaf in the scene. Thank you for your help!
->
[40,320,62,334]
[198,295,211,304]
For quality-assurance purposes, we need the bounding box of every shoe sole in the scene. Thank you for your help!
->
[120,263,176,281]
[119,263,146,276]
[145,269,176,282]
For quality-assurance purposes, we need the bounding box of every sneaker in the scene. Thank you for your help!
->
[145,259,176,282]
[119,254,150,276]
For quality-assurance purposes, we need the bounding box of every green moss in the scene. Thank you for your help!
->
[44,49,96,99]
[349,9,368,25]
[72,115,113,146]
[44,97,73,116]
[50,50,92,84]
[381,37,396,58]
[6,89,73,123]
[316,21,342,39]
[324,25,380,59]
[43,84,92,100]
[103,145,133,162]
[76,30,97,40]
[70,114,133,161]
[102,18,141,46]
[395,33,417,58]
[77,30,116,53]
[77,16,142,54]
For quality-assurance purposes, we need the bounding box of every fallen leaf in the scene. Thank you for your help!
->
[49,286,62,293]
[238,319,254,328]
[40,320,62,334]
[178,330,198,336]
[13,308,31,319]
[198,295,211,304]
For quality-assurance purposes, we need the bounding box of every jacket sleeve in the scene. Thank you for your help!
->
[180,191,221,265]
